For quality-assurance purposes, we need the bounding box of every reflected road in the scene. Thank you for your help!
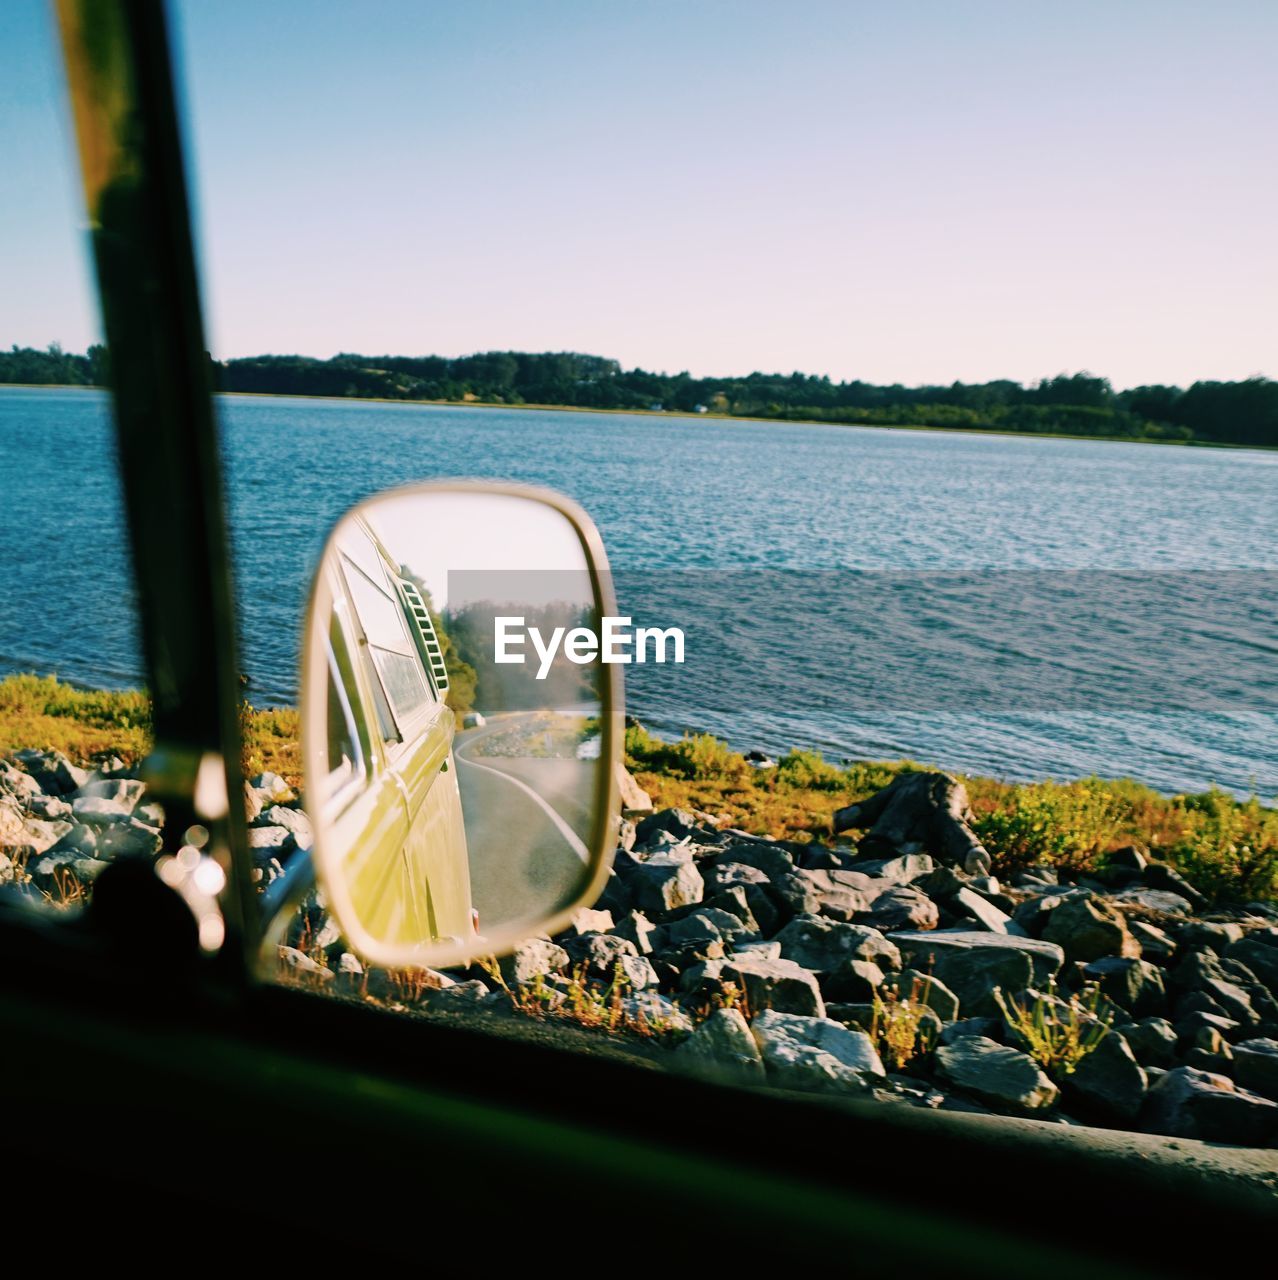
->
[453,711,597,933]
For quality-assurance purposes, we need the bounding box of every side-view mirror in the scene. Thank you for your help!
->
[299,481,620,969]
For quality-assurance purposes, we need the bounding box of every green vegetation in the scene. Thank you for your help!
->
[994,982,1113,1076]
[625,725,1278,904]
[5,675,1275,905]
[870,977,941,1072]
[0,673,300,786]
[6,343,1277,448]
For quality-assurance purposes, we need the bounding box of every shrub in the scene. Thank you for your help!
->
[973,778,1122,876]
[994,982,1112,1075]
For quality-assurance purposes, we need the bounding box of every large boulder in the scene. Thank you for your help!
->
[675,1007,765,1082]
[1042,896,1140,963]
[889,931,1065,1018]
[615,764,654,817]
[1225,937,1278,994]
[833,771,991,873]
[1231,1039,1278,1101]
[751,1010,884,1093]
[628,855,704,915]
[1083,956,1167,1018]
[721,955,825,1018]
[934,1036,1058,1112]
[1124,1017,1179,1069]
[775,915,900,974]
[862,885,938,933]
[498,937,569,986]
[1064,1031,1148,1124]
[1140,1066,1278,1144]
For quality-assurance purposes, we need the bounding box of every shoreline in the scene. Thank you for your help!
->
[3,381,1271,453]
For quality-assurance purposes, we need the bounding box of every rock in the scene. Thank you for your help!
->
[276,946,333,983]
[751,1009,885,1093]
[0,805,73,858]
[242,780,264,824]
[1178,921,1245,953]
[252,771,295,805]
[635,808,700,845]
[890,931,1065,1018]
[247,825,293,852]
[832,771,990,871]
[732,940,782,961]
[702,860,771,896]
[17,749,88,795]
[76,777,147,810]
[629,856,704,914]
[934,1036,1058,1112]
[256,804,313,849]
[611,910,658,955]
[1231,1039,1278,1100]
[620,990,691,1031]
[1129,921,1177,963]
[1065,1031,1147,1123]
[1083,957,1167,1018]
[1141,863,1207,911]
[721,955,825,1018]
[948,886,1018,934]
[1113,887,1194,916]
[0,761,42,802]
[1124,1017,1179,1068]
[675,1007,766,1081]
[882,969,960,1021]
[776,915,899,974]
[565,907,614,936]
[667,907,748,946]
[856,853,935,885]
[822,958,886,1002]
[70,795,135,826]
[914,865,968,900]
[1140,1066,1278,1144]
[499,937,569,986]
[1107,845,1148,875]
[1042,896,1140,963]
[1225,937,1278,993]
[27,793,72,821]
[703,886,762,934]
[97,817,163,859]
[28,848,109,892]
[1010,886,1089,937]
[863,885,938,932]
[615,764,654,816]
[715,841,795,881]
[939,1017,1003,1045]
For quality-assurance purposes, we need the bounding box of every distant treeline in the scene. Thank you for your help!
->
[5,342,1276,448]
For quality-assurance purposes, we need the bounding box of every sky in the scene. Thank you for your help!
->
[1,0,1275,389]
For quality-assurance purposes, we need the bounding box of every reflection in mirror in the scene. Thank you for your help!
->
[302,484,618,969]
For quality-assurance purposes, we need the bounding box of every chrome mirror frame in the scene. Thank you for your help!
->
[298,478,622,970]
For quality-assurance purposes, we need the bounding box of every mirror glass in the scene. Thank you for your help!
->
[302,484,617,968]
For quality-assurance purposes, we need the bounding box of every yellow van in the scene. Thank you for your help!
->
[319,514,475,954]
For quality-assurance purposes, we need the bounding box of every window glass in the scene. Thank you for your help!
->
[0,1,152,920]
[159,0,1278,1176]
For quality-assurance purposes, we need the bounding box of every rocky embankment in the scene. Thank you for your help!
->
[5,747,1278,1149]
[486,771,1278,1148]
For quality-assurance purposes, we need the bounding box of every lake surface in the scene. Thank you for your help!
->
[3,385,1277,795]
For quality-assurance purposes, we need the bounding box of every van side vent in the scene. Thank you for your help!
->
[399,579,450,694]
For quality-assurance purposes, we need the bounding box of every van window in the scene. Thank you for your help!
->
[325,615,367,801]
[340,548,432,735]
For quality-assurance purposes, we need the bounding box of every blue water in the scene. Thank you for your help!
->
[3,385,1277,794]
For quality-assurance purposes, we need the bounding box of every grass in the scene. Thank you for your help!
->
[0,673,301,787]
[4,673,1276,905]
[625,724,1278,904]
[869,976,942,1071]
